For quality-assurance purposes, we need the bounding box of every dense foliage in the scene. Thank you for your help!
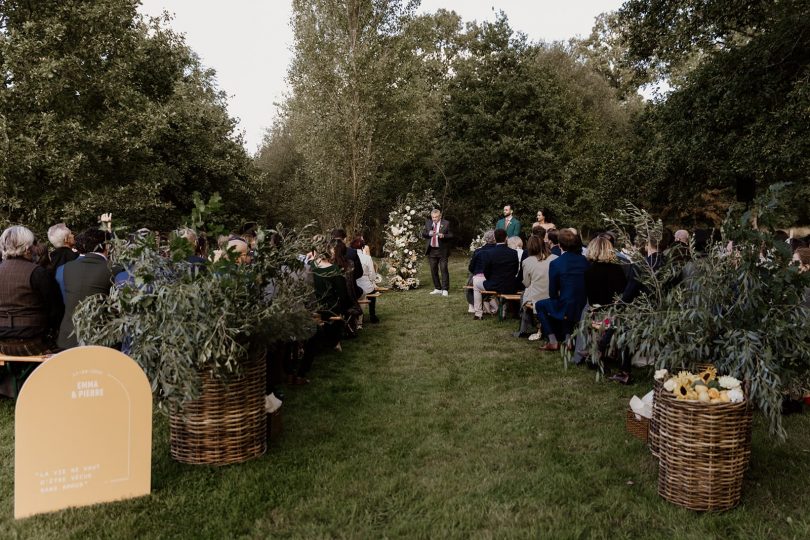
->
[73,198,317,410]
[0,0,255,231]
[617,0,810,224]
[259,5,641,244]
[578,192,810,439]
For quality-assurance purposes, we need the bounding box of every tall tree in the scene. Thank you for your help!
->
[435,15,638,235]
[0,0,254,230]
[619,0,810,223]
[284,0,419,234]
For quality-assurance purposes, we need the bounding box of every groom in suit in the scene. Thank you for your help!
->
[422,209,453,296]
[495,204,521,237]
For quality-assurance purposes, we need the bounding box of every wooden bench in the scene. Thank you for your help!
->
[0,354,51,367]
[462,285,498,296]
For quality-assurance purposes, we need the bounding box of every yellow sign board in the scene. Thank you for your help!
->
[15,346,152,519]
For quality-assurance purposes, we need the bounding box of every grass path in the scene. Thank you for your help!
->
[1,255,809,538]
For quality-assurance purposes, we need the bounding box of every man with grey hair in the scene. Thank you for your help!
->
[422,208,453,296]
[47,222,78,273]
[0,226,64,396]
[467,230,497,319]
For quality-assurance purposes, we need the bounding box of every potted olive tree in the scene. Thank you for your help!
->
[576,187,810,510]
[74,197,317,465]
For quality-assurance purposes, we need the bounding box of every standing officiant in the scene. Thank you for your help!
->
[422,209,453,296]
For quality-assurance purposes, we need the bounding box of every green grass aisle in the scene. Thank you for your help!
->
[1,254,809,538]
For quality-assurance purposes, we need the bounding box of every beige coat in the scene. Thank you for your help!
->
[521,254,557,304]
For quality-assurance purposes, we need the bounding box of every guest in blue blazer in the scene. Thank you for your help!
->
[535,229,588,351]
[483,229,520,294]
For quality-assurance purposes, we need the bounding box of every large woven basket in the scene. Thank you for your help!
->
[657,390,752,511]
[651,363,715,459]
[170,353,267,466]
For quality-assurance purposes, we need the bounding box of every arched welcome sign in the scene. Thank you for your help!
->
[14,346,152,519]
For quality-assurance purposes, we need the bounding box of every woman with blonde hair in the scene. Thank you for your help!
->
[585,235,626,309]
[574,234,629,377]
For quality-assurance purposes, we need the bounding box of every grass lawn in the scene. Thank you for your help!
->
[1,254,809,538]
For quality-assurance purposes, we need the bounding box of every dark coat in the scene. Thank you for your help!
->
[57,254,117,349]
[468,243,495,275]
[622,252,666,303]
[345,246,363,281]
[422,219,453,256]
[536,250,588,322]
[585,261,627,307]
[48,246,79,275]
[482,244,519,294]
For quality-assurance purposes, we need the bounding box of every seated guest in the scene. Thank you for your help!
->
[31,241,51,269]
[331,228,363,283]
[350,236,379,324]
[570,236,627,364]
[468,230,497,319]
[547,229,561,256]
[585,236,628,308]
[607,234,667,383]
[47,223,78,274]
[311,241,357,347]
[530,223,545,238]
[178,227,208,265]
[535,229,588,351]
[0,226,64,397]
[477,229,520,320]
[516,233,557,337]
[794,248,810,307]
[621,234,666,304]
[215,236,252,265]
[506,236,524,267]
[57,228,119,350]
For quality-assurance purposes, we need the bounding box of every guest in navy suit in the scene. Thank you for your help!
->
[535,229,588,351]
[469,228,518,320]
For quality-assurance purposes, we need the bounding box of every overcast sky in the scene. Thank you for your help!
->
[138,1,626,154]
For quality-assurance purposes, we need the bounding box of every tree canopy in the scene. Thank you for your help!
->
[0,0,254,231]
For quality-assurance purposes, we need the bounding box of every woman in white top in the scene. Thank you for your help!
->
[515,233,557,337]
[350,237,379,323]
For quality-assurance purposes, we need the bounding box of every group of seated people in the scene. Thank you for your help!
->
[468,217,810,384]
[0,219,382,398]
[284,229,380,384]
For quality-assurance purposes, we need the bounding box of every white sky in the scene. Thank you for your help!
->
[138,1,625,154]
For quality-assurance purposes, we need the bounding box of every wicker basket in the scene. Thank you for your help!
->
[651,364,714,459]
[170,353,267,466]
[625,408,650,443]
[657,390,752,511]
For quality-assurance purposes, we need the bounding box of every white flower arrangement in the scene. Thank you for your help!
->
[469,234,485,253]
[383,190,437,290]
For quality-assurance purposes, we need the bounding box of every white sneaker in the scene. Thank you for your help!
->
[528,332,541,341]
[429,289,442,295]
[442,290,448,297]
